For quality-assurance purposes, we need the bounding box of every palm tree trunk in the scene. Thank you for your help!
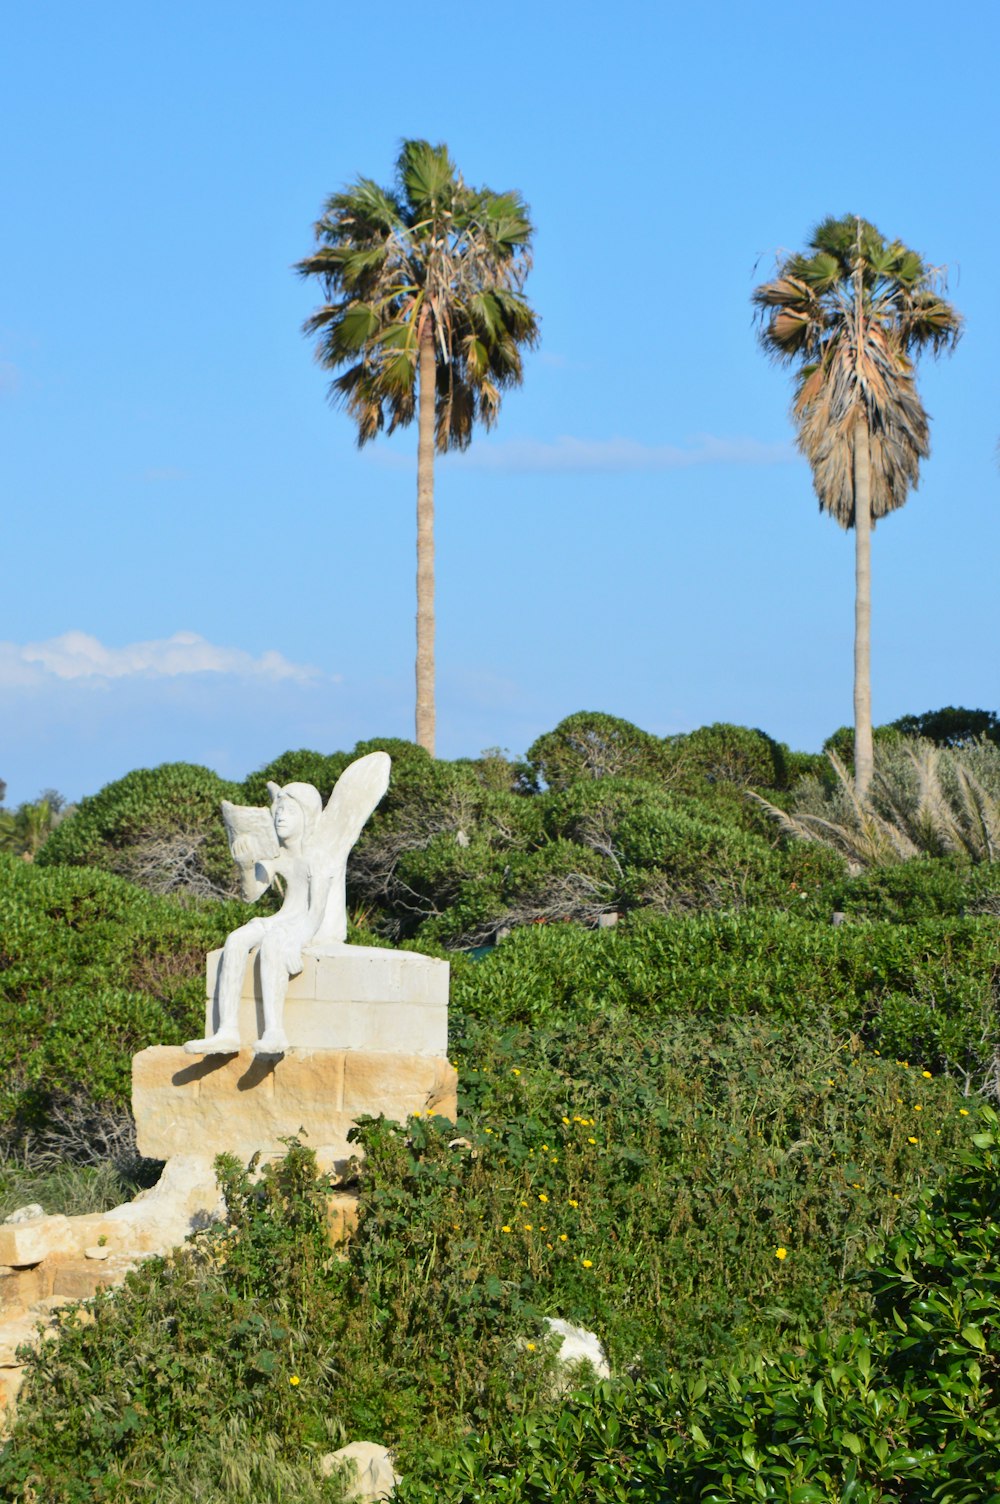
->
[415,319,436,755]
[853,416,874,798]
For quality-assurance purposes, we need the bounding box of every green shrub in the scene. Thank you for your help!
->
[674,721,793,790]
[241,748,352,807]
[891,704,1000,748]
[822,722,906,771]
[0,856,239,1133]
[4,1030,976,1501]
[0,1143,351,1504]
[395,1111,1000,1503]
[37,763,242,897]
[526,712,676,792]
[830,857,1000,923]
[452,909,1000,1086]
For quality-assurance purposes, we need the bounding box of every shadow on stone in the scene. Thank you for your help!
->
[237,1056,277,1092]
[171,1057,235,1088]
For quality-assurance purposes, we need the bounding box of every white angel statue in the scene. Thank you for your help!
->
[184,751,390,1057]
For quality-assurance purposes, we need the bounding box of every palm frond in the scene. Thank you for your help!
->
[761,738,1000,870]
[753,215,960,529]
[298,140,538,450]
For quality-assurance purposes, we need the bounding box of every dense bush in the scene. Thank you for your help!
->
[891,704,1000,748]
[396,1111,1000,1503]
[37,763,242,897]
[525,712,678,792]
[831,857,1000,923]
[1,1030,980,1500]
[673,720,793,790]
[0,855,238,1136]
[453,910,1000,1090]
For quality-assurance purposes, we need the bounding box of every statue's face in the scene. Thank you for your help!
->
[273,794,305,844]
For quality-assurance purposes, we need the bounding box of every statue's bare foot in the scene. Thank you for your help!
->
[253,1030,288,1057]
[184,1033,241,1055]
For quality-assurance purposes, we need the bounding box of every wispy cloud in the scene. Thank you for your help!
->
[0,631,322,689]
[441,433,797,474]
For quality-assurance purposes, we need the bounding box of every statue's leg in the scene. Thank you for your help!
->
[254,932,292,1056]
[184,919,266,1054]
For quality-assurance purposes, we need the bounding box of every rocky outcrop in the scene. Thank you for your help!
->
[321,1440,400,1501]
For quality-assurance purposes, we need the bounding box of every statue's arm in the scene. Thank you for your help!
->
[304,868,334,943]
[221,801,280,902]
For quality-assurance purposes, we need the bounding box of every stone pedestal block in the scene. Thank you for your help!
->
[203,943,449,1055]
[133,1047,458,1165]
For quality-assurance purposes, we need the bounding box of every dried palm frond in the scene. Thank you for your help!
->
[753,215,961,530]
[752,738,1000,870]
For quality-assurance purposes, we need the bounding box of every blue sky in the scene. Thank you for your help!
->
[2,0,997,805]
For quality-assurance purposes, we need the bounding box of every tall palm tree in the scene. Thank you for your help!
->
[297,140,538,756]
[753,216,961,795]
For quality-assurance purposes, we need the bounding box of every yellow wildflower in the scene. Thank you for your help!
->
[959,1108,970,1116]
[526,1342,536,1351]
[775,1247,788,1260]
[582,1259,593,1268]
[501,1225,511,1233]
[908,1136,918,1144]
[568,1199,578,1208]
[289,1375,301,1386]
[922,1070,932,1079]
[538,1194,548,1203]
[559,1233,568,1242]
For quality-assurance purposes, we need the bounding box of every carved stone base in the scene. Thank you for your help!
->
[133,1046,458,1166]
[202,943,449,1055]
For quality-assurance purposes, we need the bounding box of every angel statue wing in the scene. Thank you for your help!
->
[308,751,391,944]
[221,799,281,902]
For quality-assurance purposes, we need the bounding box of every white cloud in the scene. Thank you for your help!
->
[441,433,797,474]
[0,631,321,689]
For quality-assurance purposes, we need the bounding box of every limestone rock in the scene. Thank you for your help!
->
[0,1266,45,1317]
[101,1154,224,1255]
[0,1314,42,1367]
[324,1191,360,1247]
[0,1364,25,1415]
[3,1204,45,1225]
[320,1441,400,1500]
[0,1215,78,1269]
[50,1255,136,1301]
[543,1318,610,1391]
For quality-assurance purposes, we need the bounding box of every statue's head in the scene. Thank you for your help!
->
[266,781,323,847]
